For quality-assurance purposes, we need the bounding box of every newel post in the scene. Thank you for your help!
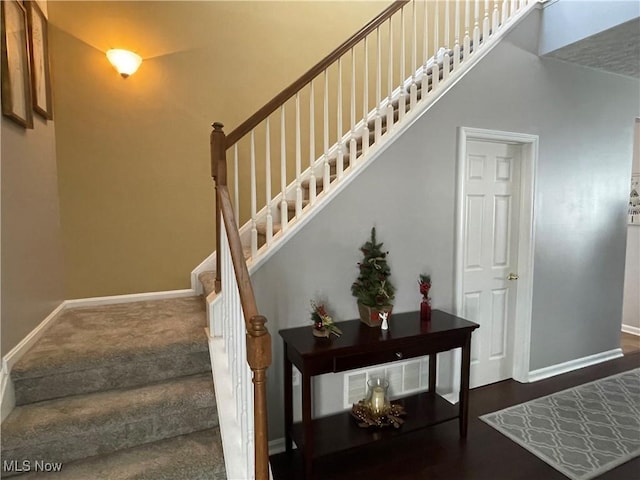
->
[210,122,227,293]
[247,315,272,480]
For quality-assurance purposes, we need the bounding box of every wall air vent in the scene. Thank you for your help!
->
[343,357,432,408]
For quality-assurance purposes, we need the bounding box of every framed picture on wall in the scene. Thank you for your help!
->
[630,173,640,226]
[1,0,33,128]
[26,0,52,120]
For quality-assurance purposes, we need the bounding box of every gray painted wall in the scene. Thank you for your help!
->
[1,72,65,356]
[251,10,639,439]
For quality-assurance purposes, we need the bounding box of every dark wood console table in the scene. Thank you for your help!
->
[279,309,479,478]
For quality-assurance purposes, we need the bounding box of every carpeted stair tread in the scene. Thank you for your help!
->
[286,199,310,212]
[256,222,282,237]
[11,297,211,404]
[301,174,337,191]
[1,373,218,470]
[15,428,226,480]
[198,271,217,298]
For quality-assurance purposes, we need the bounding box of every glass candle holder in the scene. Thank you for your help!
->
[366,377,390,415]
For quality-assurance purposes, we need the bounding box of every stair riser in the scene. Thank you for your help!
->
[14,352,212,405]
[1,406,218,476]
[9,428,226,480]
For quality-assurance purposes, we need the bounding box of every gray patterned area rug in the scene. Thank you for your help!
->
[480,369,640,480]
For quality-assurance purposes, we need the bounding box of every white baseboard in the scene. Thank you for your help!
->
[268,438,290,456]
[65,288,197,308]
[3,301,65,374]
[1,301,64,423]
[528,348,624,383]
[621,324,640,336]
[1,366,15,423]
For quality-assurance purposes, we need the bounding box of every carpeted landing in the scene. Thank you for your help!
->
[1,296,226,479]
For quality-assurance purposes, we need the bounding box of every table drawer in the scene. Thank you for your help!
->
[333,342,428,372]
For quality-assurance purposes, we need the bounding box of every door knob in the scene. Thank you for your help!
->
[507,273,519,281]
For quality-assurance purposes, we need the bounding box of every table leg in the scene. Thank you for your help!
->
[283,344,293,453]
[302,373,313,478]
[428,353,437,393]
[459,335,472,438]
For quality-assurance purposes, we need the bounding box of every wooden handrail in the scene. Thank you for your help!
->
[218,185,258,321]
[225,0,409,147]
[219,184,272,480]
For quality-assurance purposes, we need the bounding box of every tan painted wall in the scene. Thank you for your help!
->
[1,1,66,356]
[48,0,393,298]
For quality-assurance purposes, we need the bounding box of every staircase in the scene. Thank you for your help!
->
[202,2,538,479]
[1,297,225,479]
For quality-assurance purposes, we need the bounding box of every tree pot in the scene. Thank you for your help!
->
[357,302,393,327]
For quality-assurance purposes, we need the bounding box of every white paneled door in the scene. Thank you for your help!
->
[462,140,522,388]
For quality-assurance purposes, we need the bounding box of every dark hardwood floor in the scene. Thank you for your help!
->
[270,350,640,480]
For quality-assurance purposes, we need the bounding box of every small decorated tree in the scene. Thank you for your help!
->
[352,227,395,326]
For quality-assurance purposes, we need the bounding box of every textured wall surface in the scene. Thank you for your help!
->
[250,10,639,438]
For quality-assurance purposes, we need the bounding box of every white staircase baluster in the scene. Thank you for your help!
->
[350,47,357,166]
[245,366,255,478]
[295,92,303,218]
[362,37,369,157]
[483,0,490,41]
[502,0,509,25]
[235,296,241,432]
[280,105,288,231]
[250,130,258,257]
[410,0,417,108]
[443,50,450,81]
[398,6,406,122]
[454,0,461,70]
[443,1,451,81]
[337,58,344,179]
[473,0,480,50]
[239,311,249,477]
[433,1,440,92]
[222,226,229,350]
[221,223,229,351]
[492,1,500,32]
[463,0,471,62]
[233,144,239,221]
[374,27,382,143]
[445,0,451,49]
[265,119,273,246]
[309,80,317,206]
[386,20,394,133]
[511,0,517,17]
[323,69,331,192]
[422,0,428,100]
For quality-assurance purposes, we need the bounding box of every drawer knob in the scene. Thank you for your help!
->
[395,352,403,359]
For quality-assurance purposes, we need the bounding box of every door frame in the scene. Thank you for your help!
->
[454,127,538,385]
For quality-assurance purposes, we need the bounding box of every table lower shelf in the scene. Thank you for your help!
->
[290,391,459,459]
